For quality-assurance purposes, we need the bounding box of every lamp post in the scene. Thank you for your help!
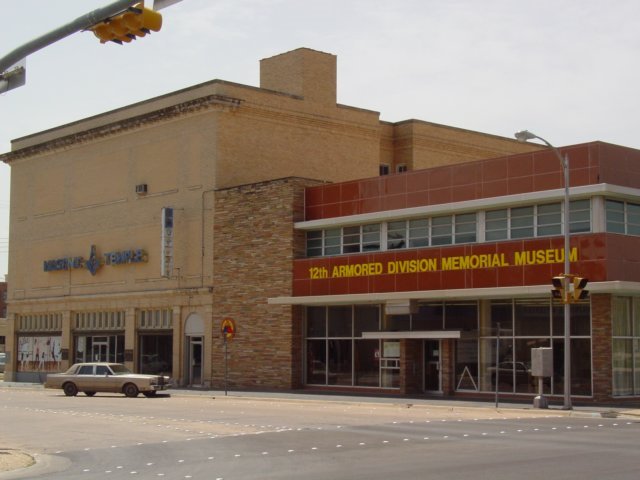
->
[514,130,572,410]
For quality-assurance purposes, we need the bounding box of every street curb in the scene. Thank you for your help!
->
[0,453,70,480]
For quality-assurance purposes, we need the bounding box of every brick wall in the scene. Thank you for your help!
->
[591,294,612,401]
[211,177,322,389]
[400,339,422,394]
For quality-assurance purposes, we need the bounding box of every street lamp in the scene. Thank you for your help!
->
[515,130,572,410]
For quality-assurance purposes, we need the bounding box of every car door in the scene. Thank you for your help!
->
[76,364,98,391]
[95,365,119,392]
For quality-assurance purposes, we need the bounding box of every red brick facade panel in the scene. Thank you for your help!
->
[304,142,616,221]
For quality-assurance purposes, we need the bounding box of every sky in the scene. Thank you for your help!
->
[1,0,640,280]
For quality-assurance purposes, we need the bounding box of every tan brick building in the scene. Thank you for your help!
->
[0,48,541,389]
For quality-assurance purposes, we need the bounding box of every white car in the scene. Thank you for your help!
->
[45,362,171,398]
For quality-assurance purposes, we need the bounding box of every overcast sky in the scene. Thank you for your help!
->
[1,0,640,280]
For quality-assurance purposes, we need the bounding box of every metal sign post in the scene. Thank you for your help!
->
[220,318,236,397]
[495,322,500,409]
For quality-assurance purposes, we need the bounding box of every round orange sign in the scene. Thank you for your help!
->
[221,318,236,340]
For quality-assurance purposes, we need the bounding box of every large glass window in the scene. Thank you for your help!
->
[612,297,640,396]
[475,298,592,396]
[305,305,388,388]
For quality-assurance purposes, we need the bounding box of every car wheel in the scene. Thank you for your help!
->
[143,391,157,398]
[84,391,96,397]
[63,382,78,397]
[123,383,139,398]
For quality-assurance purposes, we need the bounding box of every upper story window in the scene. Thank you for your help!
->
[387,214,476,250]
[306,224,381,257]
[606,199,640,235]
[305,199,593,258]
[396,164,408,173]
[379,164,390,176]
[486,200,591,242]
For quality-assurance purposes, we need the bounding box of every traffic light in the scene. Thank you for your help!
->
[573,276,589,301]
[91,3,162,44]
[551,276,566,303]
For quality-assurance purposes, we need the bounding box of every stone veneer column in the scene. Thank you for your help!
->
[124,308,136,369]
[400,339,422,394]
[590,294,612,401]
[172,307,182,385]
[211,177,323,390]
[60,311,72,371]
[441,339,455,395]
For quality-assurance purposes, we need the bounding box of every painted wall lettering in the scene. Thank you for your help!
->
[306,247,579,279]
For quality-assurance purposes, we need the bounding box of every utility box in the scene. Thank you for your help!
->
[531,347,553,377]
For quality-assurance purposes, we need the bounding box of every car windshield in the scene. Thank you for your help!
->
[109,364,132,375]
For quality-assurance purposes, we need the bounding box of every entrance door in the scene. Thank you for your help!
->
[424,340,441,392]
[91,337,109,362]
[188,336,203,386]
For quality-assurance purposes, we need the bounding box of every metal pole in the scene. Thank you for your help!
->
[495,322,500,408]
[224,334,228,396]
[514,131,572,410]
[0,0,139,74]
[562,153,572,410]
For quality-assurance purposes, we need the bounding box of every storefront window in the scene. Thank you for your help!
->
[328,306,352,337]
[476,298,592,396]
[514,338,550,394]
[354,306,379,335]
[139,334,172,375]
[306,339,326,384]
[305,305,386,388]
[455,340,478,391]
[328,339,352,385]
[307,306,327,337]
[445,303,477,333]
[412,303,444,331]
[74,334,124,364]
[612,297,639,395]
[514,299,550,337]
[354,340,380,386]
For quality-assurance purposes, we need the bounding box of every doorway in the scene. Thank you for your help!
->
[188,336,203,386]
[91,337,109,362]
[424,340,441,392]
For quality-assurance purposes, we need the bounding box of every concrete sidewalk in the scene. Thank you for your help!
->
[3,379,640,418]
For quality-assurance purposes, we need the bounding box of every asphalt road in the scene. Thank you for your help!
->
[1,387,639,479]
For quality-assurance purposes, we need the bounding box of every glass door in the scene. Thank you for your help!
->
[424,340,441,392]
[91,337,109,362]
[188,336,203,386]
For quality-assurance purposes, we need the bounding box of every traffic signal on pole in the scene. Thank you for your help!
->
[91,3,162,44]
[551,276,566,303]
[573,276,589,301]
